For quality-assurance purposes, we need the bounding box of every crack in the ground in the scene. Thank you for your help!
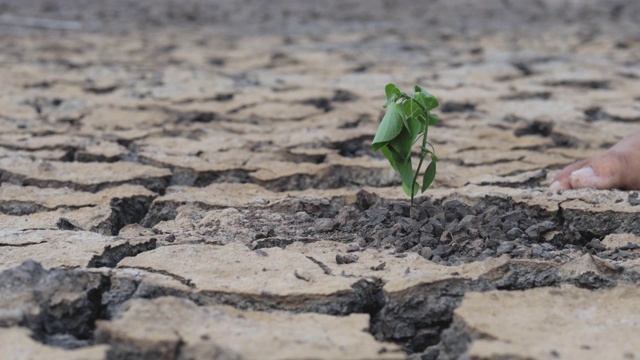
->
[0,169,171,194]
[456,156,526,168]
[251,236,326,249]
[0,260,111,349]
[3,246,639,358]
[141,193,346,229]
[0,201,82,216]
[191,277,385,317]
[544,80,610,90]
[255,164,399,191]
[52,195,155,236]
[306,256,334,275]
[122,266,196,288]
[0,241,47,247]
[137,154,397,191]
[87,239,158,268]
[107,196,156,235]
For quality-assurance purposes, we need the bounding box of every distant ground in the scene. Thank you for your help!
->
[1,0,639,36]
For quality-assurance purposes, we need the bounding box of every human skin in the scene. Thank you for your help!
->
[550,132,640,190]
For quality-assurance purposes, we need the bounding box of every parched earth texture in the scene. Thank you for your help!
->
[1,1,640,359]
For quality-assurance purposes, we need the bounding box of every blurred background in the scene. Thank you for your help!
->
[0,0,638,37]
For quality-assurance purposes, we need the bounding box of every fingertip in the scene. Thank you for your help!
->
[549,180,563,190]
[549,179,571,191]
[568,166,611,189]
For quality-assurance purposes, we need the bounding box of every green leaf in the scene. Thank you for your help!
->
[407,113,423,138]
[413,86,439,111]
[389,128,414,160]
[373,84,439,203]
[396,157,419,197]
[401,100,411,132]
[403,181,420,197]
[371,103,404,150]
[421,160,437,192]
[427,112,439,126]
[382,145,418,196]
[383,83,402,108]
[402,100,424,135]
[380,146,398,170]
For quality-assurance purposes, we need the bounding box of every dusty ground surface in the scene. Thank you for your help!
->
[1,0,640,359]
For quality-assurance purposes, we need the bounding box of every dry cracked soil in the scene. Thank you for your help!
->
[1,1,640,359]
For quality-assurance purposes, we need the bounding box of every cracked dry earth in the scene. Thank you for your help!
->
[2,0,640,359]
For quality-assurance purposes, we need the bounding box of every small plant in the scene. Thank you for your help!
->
[371,83,440,206]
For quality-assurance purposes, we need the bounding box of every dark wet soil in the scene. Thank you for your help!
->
[211,190,640,266]
[344,191,640,265]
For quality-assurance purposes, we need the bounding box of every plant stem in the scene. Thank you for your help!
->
[410,110,430,209]
[403,96,435,211]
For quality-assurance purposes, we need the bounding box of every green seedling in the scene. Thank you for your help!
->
[371,83,440,207]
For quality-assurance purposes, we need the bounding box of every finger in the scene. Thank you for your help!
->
[568,166,617,189]
[569,152,626,190]
[550,159,590,190]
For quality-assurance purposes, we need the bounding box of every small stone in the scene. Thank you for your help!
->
[399,217,419,233]
[539,220,556,232]
[433,244,454,257]
[370,262,386,271]
[420,247,434,260]
[502,220,518,232]
[294,270,312,282]
[418,234,432,244]
[484,233,501,249]
[507,227,524,240]
[420,222,435,235]
[254,249,269,257]
[525,224,541,239]
[356,236,367,247]
[335,253,359,265]
[392,204,405,215]
[618,250,631,259]
[489,229,508,243]
[409,206,426,219]
[346,244,360,252]
[429,218,445,237]
[496,242,516,256]
[541,243,556,251]
[444,219,461,233]
[501,210,524,223]
[443,200,472,221]
[526,221,557,240]
[480,248,495,257]
[459,215,478,230]
[440,230,454,244]
[531,245,544,257]
[587,239,605,251]
[294,211,312,222]
[313,218,337,232]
